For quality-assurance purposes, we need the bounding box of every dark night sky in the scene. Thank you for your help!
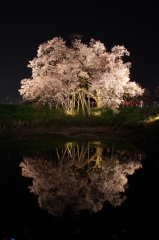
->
[0,0,159,102]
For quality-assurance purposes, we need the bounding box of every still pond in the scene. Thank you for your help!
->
[0,135,159,239]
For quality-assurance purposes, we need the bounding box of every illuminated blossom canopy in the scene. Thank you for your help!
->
[19,37,144,114]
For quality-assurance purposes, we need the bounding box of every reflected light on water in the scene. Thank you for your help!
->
[19,141,144,217]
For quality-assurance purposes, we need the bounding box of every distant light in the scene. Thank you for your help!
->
[144,115,159,123]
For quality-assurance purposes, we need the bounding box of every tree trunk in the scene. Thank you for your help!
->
[94,96,103,108]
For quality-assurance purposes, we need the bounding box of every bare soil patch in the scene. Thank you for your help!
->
[1,126,143,141]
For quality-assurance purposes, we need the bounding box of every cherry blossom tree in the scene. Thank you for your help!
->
[19,37,144,114]
[20,141,143,216]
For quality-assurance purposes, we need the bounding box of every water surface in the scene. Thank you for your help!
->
[0,135,158,239]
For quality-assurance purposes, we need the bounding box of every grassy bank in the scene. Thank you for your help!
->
[1,104,159,130]
[1,104,159,159]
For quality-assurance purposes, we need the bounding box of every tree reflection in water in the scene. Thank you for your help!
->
[19,141,143,217]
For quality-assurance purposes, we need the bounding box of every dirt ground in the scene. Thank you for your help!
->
[1,125,144,141]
